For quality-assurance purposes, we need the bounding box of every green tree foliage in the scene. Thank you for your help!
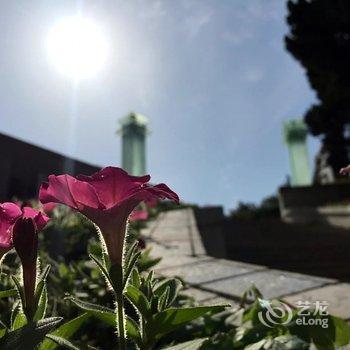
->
[285,0,350,174]
[230,196,280,220]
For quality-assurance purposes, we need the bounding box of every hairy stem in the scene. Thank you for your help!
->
[116,292,126,350]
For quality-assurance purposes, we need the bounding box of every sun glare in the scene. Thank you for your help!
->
[47,16,108,80]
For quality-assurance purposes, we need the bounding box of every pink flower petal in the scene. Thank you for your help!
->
[77,167,151,209]
[146,183,180,203]
[42,203,57,214]
[130,210,148,222]
[0,202,22,249]
[39,174,103,211]
[0,203,49,260]
[22,207,50,231]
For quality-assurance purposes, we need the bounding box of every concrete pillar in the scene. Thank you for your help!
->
[283,119,311,187]
[118,112,148,176]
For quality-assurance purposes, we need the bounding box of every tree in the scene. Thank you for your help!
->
[285,0,350,176]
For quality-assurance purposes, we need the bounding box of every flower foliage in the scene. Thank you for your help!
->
[0,166,348,349]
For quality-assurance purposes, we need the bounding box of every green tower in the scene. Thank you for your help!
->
[283,119,311,187]
[119,112,148,176]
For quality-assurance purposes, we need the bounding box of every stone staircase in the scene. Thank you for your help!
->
[142,208,350,321]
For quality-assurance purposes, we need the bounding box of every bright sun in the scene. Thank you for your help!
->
[47,16,108,80]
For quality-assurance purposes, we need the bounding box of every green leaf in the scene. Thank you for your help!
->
[145,270,154,285]
[331,315,350,346]
[146,305,228,341]
[44,335,79,350]
[138,256,162,273]
[158,286,170,312]
[34,265,51,321]
[34,286,47,321]
[244,339,267,350]
[131,268,141,288]
[34,266,51,311]
[0,317,62,350]
[242,299,261,325]
[308,315,350,349]
[0,289,17,299]
[125,284,151,318]
[123,251,141,289]
[162,338,208,349]
[11,276,25,309]
[137,248,162,272]
[240,285,263,307]
[11,302,21,329]
[124,241,139,268]
[89,253,114,290]
[12,313,27,330]
[0,320,8,339]
[270,335,309,350]
[89,310,116,328]
[126,316,142,347]
[68,296,116,327]
[39,313,89,350]
[154,278,183,308]
[151,294,160,314]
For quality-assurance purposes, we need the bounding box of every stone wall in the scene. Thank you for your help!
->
[279,183,350,227]
[194,207,350,280]
[193,206,226,258]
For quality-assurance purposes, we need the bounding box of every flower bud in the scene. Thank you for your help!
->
[12,217,38,318]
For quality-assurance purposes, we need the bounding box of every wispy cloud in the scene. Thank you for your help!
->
[236,1,281,22]
[184,9,212,39]
[137,0,166,19]
[222,1,281,45]
[221,27,255,45]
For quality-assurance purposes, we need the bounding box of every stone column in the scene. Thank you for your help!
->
[118,112,148,176]
[283,119,311,187]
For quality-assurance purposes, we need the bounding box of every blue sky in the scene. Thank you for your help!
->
[0,1,319,210]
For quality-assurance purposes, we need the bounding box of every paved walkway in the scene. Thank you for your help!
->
[143,208,350,320]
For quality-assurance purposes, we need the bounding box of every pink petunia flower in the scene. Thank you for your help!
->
[42,202,58,215]
[0,202,49,259]
[130,209,149,222]
[39,166,179,265]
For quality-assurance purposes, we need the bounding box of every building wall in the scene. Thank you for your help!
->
[0,133,100,201]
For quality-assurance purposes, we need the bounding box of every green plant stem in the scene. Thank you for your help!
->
[116,292,126,350]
